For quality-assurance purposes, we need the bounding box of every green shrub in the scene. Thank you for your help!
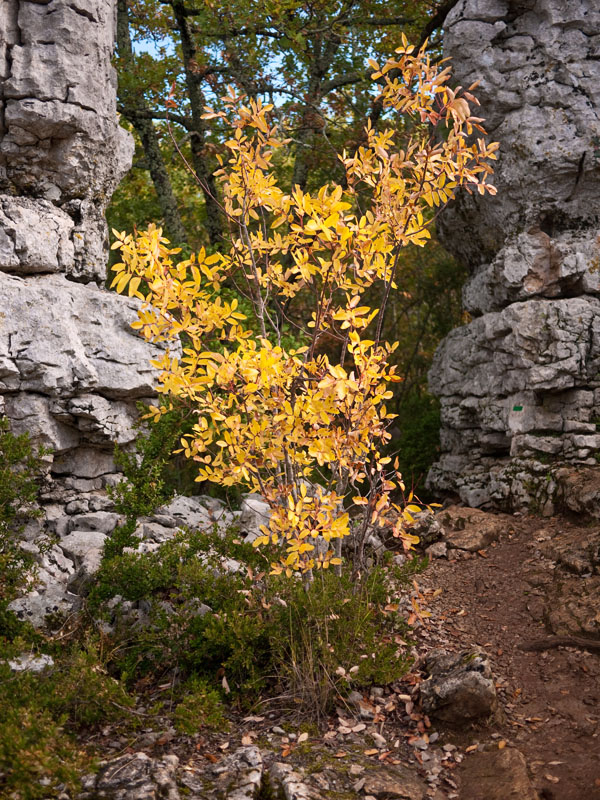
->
[90,527,416,716]
[0,702,83,800]
[173,677,227,734]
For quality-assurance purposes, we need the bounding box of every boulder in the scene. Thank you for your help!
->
[420,649,498,724]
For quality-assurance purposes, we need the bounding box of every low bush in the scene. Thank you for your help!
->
[90,526,417,717]
[0,641,136,799]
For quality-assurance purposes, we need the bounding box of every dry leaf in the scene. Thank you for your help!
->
[241,734,253,746]
[544,774,560,784]
[364,748,379,756]
[333,751,347,758]
[465,745,478,753]
[297,732,309,743]
[498,741,507,749]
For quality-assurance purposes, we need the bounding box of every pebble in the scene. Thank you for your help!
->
[272,726,286,735]
[412,737,429,751]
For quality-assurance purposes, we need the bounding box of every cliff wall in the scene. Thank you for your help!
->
[428,0,600,512]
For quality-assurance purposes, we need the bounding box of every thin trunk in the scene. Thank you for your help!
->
[116,0,187,244]
[171,0,223,247]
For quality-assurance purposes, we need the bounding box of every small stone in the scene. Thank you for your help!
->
[7,653,54,673]
[426,542,448,559]
[371,732,387,748]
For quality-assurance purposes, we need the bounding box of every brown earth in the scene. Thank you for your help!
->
[419,511,600,800]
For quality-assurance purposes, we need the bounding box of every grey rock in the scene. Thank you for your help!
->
[7,583,79,629]
[429,0,600,512]
[420,649,498,724]
[428,298,600,509]
[411,511,444,547]
[240,494,271,542]
[438,0,600,272]
[134,521,178,543]
[270,762,323,800]
[0,0,134,282]
[60,530,106,576]
[79,753,180,800]
[7,653,54,673]
[211,746,263,800]
[426,541,448,559]
[157,494,234,534]
[67,511,120,534]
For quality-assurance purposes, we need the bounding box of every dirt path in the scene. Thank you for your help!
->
[420,512,600,799]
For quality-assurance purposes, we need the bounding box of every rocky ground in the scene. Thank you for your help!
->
[54,505,598,800]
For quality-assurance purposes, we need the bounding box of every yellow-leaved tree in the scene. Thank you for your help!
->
[111,38,497,579]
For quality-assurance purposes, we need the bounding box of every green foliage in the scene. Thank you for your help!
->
[0,701,83,800]
[393,392,441,496]
[106,404,195,558]
[0,418,47,634]
[267,566,413,718]
[90,526,416,715]
[0,641,137,799]
[173,676,227,733]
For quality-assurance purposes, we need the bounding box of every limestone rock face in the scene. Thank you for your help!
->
[0,0,163,627]
[437,0,600,276]
[0,0,133,282]
[0,0,148,472]
[0,272,162,463]
[428,0,600,511]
